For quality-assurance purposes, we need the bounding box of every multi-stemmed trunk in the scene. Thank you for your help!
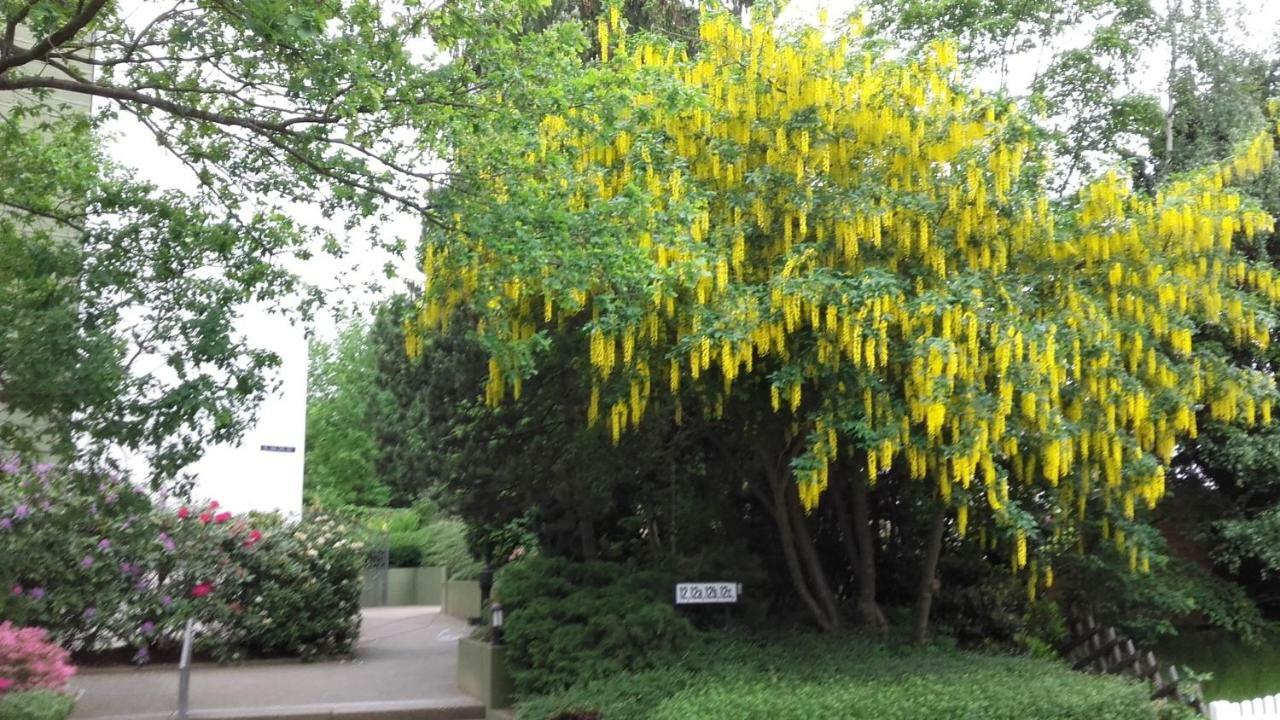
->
[763,460,841,632]
[911,505,947,645]
[847,472,889,636]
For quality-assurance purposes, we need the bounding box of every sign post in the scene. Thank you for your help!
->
[176,618,194,720]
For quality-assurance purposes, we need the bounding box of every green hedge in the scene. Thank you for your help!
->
[518,634,1158,720]
[341,503,480,577]
[0,690,75,720]
[497,556,696,696]
[420,520,482,579]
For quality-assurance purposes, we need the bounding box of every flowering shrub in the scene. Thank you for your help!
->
[0,623,74,693]
[0,462,363,663]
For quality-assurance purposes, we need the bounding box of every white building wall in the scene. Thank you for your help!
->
[4,25,306,516]
[180,312,308,518]
[0,25,94,461]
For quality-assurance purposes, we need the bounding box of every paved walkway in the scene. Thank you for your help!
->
[70,606,485,720]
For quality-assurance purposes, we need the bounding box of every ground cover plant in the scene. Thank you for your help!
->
[517,632,1160,720]
[0,689,75,720]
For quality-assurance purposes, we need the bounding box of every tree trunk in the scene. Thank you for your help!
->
[578,514,598,561]
[848,473,888,636]
[832,477,862,568]
[767,470,839,632]
[785,481,842,627]
[911,505,947,646]
[1162,0,1181,178]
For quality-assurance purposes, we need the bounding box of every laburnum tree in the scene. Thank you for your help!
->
[412,8,1280,636]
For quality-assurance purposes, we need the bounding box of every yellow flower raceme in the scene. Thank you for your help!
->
[415,11,1280,577]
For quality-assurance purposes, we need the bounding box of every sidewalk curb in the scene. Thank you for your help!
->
[77,698,485,720]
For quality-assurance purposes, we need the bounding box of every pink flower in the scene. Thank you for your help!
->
[190,582,213,598]
[177,506,191,519]
[9,585,21,597]
[198,512,213,524]
[0,622,75,692]
[209,501,220,510]
[213,511,232,524]
[244,529,263,547]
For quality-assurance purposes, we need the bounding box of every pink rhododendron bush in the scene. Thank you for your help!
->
[0,462,363,663]
[0,622,74,692]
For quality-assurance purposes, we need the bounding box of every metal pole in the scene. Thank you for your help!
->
[380,530,390,607]
[177,619,194,720]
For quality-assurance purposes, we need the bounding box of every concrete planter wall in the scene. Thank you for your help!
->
[360,566,448,607]
[457,637,511,710]
[414,565,447,605]
[444,579,482,620]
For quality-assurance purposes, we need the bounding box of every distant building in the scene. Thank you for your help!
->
[179,312,307,518]
[0,25,93,461]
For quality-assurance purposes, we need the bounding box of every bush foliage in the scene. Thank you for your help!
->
[0,690,75,720]
[518,634,1158,720]
[342,504,482,578]
[0,623,74,693]
[0,464,363,662]
[497,556,696,696]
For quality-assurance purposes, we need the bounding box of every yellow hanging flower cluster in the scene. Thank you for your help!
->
[412,9,1280,575]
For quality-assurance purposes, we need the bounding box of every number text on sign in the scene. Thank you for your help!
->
[674,582,740,604]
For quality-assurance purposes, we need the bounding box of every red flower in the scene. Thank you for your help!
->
[191,582,213,598]
[243,530,263,548]
[177,506,190,519]
[199,512,212,524]
[213,511,232,524]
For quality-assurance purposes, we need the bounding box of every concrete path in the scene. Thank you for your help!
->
[71,607,485,720]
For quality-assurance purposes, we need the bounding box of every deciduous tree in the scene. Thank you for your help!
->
[413,8,1280,634]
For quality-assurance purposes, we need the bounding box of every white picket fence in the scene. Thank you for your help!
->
[1209,694,1280,719]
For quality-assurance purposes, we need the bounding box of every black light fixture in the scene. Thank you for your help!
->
[490,601,504,646]
[471,560,494,626]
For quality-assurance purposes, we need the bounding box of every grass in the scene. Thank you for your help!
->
[1157,628,1280,701]
[516,632,1159,720]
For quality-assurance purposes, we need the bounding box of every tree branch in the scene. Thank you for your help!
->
[2,0,37,55]
[0,74,339,131]
[0,0,111,75]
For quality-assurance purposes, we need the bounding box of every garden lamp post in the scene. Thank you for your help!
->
[491,601,504,646]
[472,560,494,626]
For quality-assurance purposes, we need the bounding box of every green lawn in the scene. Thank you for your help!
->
[1157,629,1280,701]
[517,633,1160,720]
